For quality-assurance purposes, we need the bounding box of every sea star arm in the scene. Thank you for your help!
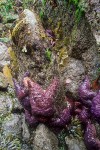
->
[91,91,100,122]
[45,77,59,102]
[13,78,28,100]
[78,107,90,123]
[84,122,100,150]
[78,76,96,100]
[50,108,71,127]
[25,109,39,126]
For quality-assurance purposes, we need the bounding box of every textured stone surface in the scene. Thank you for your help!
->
[0,93,13,115]
[0,42,10,71]
[82,45,100,79]
[2,114,22,138]
[0,72,8,89]
[65,137,86,150]
[33,124,59,150]
[95,123,100,139]
[11,9,55,84]
[0,86,22,115]
[12,9,50,50]
[86,1,100,46]
[22,113,30,141]
[69,19,95,59]
[61,58,85,97]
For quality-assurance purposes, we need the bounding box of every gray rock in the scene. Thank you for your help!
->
[22,113,30,141]
[0,95,8,115]
[65,137,86,150]
[7,85,23,111]
[12,9,50,50]
[2,114,22,138]
[0,42,10,71]
[33,124,59,150]
[21,144,32,150]
[11,9,52,82]
[82,45,100,79]
[95,123,100,139]
[0,93,13,115]
[80,0,100,46]
[0,87,22,116]
[61,58,85,98]
[0,72,8,89]
[69,20,95,59]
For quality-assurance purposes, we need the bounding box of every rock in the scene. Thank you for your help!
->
[12,9,50,50]
[0,93,13,115]
[22,113,30,141]
[21,144,32,150]
[2,114,22,138]
[65,137,86,150]
[69,20,95,59]
[82,45,100,79]
[33,124,59,150]
[61,58,85,98]
[95,123,100,139]
[11,9,53,82]
[7,85,23,111]
[0,95,8,115]
[0,113,22,150]
[81,0,100,46]
[0,42,10,71]
[0,87,22,115]
[0,72,8,90]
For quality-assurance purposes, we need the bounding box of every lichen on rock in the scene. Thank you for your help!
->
[11,9,50,51]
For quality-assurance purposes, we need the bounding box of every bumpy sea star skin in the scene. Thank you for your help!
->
[49,108,72,127]
[13,79,31,111]
[13,73,72,127]
[78,76,96,100]
[78,107,90,124]
[77,76,100,150]
[91,91,100,122]
[13,78,28,100]
[25,109,39,126]
[26,77,59,117]
[84,122,100,150]
[78,76,100,122]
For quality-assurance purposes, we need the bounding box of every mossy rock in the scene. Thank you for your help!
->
[11,9,50,52]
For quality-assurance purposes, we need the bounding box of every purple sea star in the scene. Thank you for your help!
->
[13,73,72,127]
[84,122,100,150]
[91,91,100,122]
[77,76,100,150]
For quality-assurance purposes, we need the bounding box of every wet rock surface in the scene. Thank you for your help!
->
[0,72,8,90]
[22,113,30,142]
[33,124,59,150]
[65,137,86,150]
[82,45,100,78]
[61,58,85,97]
[11,7,100,98]
[0,93,13,115]
[12,9,50,50]
[69,19,95,59]
[2,114,22,137]
[81,0,100,46]
[11,9,56,85]
[0,42,10,71]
